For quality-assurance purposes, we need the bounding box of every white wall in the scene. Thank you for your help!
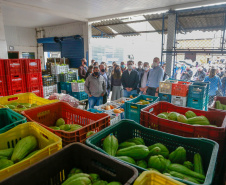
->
[0,7,8,59]
[4,26,37,59]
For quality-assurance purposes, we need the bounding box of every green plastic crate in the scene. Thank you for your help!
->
[86,120,219,185]
[125,95,159,123]
[0,108,27,133]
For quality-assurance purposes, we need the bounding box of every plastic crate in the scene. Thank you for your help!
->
[0,143,138,185]
[187,97,206,110]
[71,82,85,92]
[26,73,42,91]
[94,102,119,114]
[188,84,207,99]
[209,96,226,112]
[59,82,66,92]
[134,171,185,185]
[51,64,69,75]
[86,120,218,185]
[4,59,24,75]
[158,93,172,102]
[0,122,62,181]
[0,93,58,113]
[27,85,44,98]
[171,95,187,107]
[110,113,121,125]
[113,97,131,107]
[171,81,192,97]
[125,95,159,123]
[24,59,42,73]
[0,108,27,134]
[22,102,110,146]
[0,60,5,76]
[71,91,88,100]
[42,75,55,86]
[43,85,54,97]
[59,72,77,82]
[52,74,60,83]
[159,79,178,94]
[0,76,7,97]
[140,101,226,155]
[6,74,26,95]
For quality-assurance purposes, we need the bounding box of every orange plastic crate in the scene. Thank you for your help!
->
[171,81,192,97]
[22,102,110,146]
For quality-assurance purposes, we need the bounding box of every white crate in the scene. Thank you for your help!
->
[159,79,178,94]
[43,85,55,97]
[51,64,69,75]
[53,84,58,93]
[113,97,131,106]
[110,114,121,125]
[171,95,187,107]
[94,102,119,113]
[71,82,85,92]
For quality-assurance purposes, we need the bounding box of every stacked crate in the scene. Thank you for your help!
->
[4,59,26,95]
[0,60,7,97]
[158,79,177,102]
[24,59,43,97]
[42,75,57,97]
[187,82,208,110]
[171,81,192,107]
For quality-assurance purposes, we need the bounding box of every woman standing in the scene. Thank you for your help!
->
[111,65,123,101]
[85,65,93,79]
[204,68,222,105]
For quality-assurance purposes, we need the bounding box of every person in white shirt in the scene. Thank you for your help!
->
[139,62,150,94]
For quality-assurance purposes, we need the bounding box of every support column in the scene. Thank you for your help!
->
[83,22,92,65]
[0,4,8,59]
[165,13,176,78]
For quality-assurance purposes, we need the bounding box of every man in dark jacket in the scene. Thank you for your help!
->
[194,67,206,81]
[136,61,144,77]
[121,60,139,97]
[78,58,87,79]
[180,66,193,81]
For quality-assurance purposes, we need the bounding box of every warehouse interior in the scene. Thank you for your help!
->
[0,0,226,185]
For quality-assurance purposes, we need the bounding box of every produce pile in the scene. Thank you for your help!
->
[62,167,122,185]
[157,110,217,127]
[215,101,226,110]
[48,118,95,137]
[3,102,38,110]
[102,135,206,184]
[101,104,118,111]
[65,78,85,83]
[129,95,137,99]
[135,99,150,105]
[0,135,39,170]
[48,93,79,108]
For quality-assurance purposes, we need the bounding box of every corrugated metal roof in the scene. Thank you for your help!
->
[92,18,140,37]
[92,26,115,38]
[144,6,226,33]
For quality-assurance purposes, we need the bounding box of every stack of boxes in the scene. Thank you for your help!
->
[0,59,43,97]
[187,82,209,110]
[42,76,57,97]
[171,81,192,107]
[158,79,177,102]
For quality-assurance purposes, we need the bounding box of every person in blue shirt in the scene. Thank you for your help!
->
[221,72,226,96]
[144,57,164,96]
[204,68,222,105]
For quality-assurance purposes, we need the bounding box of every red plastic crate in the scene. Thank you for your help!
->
[171,81,192,97]
[27,85,43,98]
[0,76,7,97]
[4,59,25,75]
[6,74,26,95]
[24,59,41,73]
[21,102,110,146]
[140,101,226,155]
[26,73,42,90]
[0,60,6,76]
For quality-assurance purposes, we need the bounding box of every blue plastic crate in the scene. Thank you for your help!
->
[71,92,88,100]
[188,84,207,99]
[65,82,72,93]
[187,97,207,110]
[125,95,159,123]
[158,93,172,102]
[87,109,103,113]
[57,82,61,93]
[60,82,66,91]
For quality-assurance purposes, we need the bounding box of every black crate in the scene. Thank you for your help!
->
[52,74,60,83]
[1,143,138,185]
[42,76,55,86]
[59,72,77,82]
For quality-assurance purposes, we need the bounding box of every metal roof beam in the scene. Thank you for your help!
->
[92,30,165,36]
[92,25,112,37]
[93,17,164,27]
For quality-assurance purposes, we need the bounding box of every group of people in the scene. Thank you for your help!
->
[174,63,226,105]
[79,58,165,108]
